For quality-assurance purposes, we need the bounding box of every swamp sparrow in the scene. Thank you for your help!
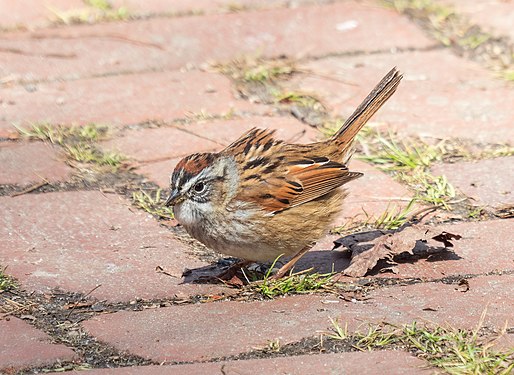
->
[165,68,402,278]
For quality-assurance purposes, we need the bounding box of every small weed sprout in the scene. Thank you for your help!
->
[0,267,16,291]
[326,318,349,340]
[48,1,129,25]
[132,189,174,220]
[17,123,125,171]
[351,321,514,374]
[215,56,297,84]
[255,256,336,298]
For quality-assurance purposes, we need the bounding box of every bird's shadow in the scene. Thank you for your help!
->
[181,227,462,284]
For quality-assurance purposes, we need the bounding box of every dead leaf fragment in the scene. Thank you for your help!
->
[456,279,470,292]
[337,224,462,277]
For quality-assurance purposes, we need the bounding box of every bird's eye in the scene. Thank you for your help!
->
[193,182,205,193]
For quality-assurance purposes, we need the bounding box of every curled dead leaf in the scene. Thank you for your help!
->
[335,224,462,277]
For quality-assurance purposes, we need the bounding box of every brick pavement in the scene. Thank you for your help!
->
[1,0,513,374]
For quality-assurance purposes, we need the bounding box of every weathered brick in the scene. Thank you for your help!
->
[102,127,219,162]
[83,274,513,362]
[432,157,514,210]
[0,317,76,372]
[0,2,433,82]
[0,0,83,29]
[0,142,73,185]
[441,0,514,40]
[0,191,227,301]
[1,71,260,138]
[289,49,514,144]
[68,351,432,374]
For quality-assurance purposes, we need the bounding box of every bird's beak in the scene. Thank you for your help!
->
[164,189,181,207]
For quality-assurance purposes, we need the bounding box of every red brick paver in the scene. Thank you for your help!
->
[68,351,432,374]
[0,142,73,185]
[441,0,514,40]
[0,2,433,83]
[102,126,220,163]
[0,317,77,373]
[289,49,514,143]
[0,0,84,30]
[83,274,513,362]
[0,191,226,301]
[1,71,261,137]
[432,157,514,211]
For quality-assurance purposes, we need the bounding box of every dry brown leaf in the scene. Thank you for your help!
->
[335,224,462,277]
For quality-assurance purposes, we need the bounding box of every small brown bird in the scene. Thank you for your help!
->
[165,68,402,278]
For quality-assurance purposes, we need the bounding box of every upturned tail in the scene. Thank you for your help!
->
[333,67,402,148]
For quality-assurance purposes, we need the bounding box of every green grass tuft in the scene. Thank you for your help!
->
[403,172,456,209]
[356,130,458,210]
[325,318,514,374]
[373,198,416,230]
[358,131,443,171]
[17,123,109,145]
[499,70,514,82]
[17,122,125,171]
[132,189,174,220]
[64,144,125,168]
[272,90,325,110]
[331,198,417,235]
[48,1,129,25]
[214,56,297,84]
[251,256,336,298]
[0,267,16,291]
[347,321,514,374]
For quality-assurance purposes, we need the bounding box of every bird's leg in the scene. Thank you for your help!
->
[271,245,312,279]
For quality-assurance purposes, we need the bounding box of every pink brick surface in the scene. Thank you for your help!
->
[442,0,514,40]
[102,126,220,162]
[0,0,304,30]
[0,191,225,301]
[0,317,76,372]
[83,274,513,362]
[432,157,514,210]
[0,142,73,185]
[0,71,260,137]
[0,0,84,29]
[290,49,514,143]
[68,351,432,374]
[0,2,433,82]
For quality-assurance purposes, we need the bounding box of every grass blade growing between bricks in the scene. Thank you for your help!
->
[356,130,458,209]
[0,267,16,292]
[16,122,110,145]
[132,189,174,220]
[17,123,126,172]
[327,319,514,374]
